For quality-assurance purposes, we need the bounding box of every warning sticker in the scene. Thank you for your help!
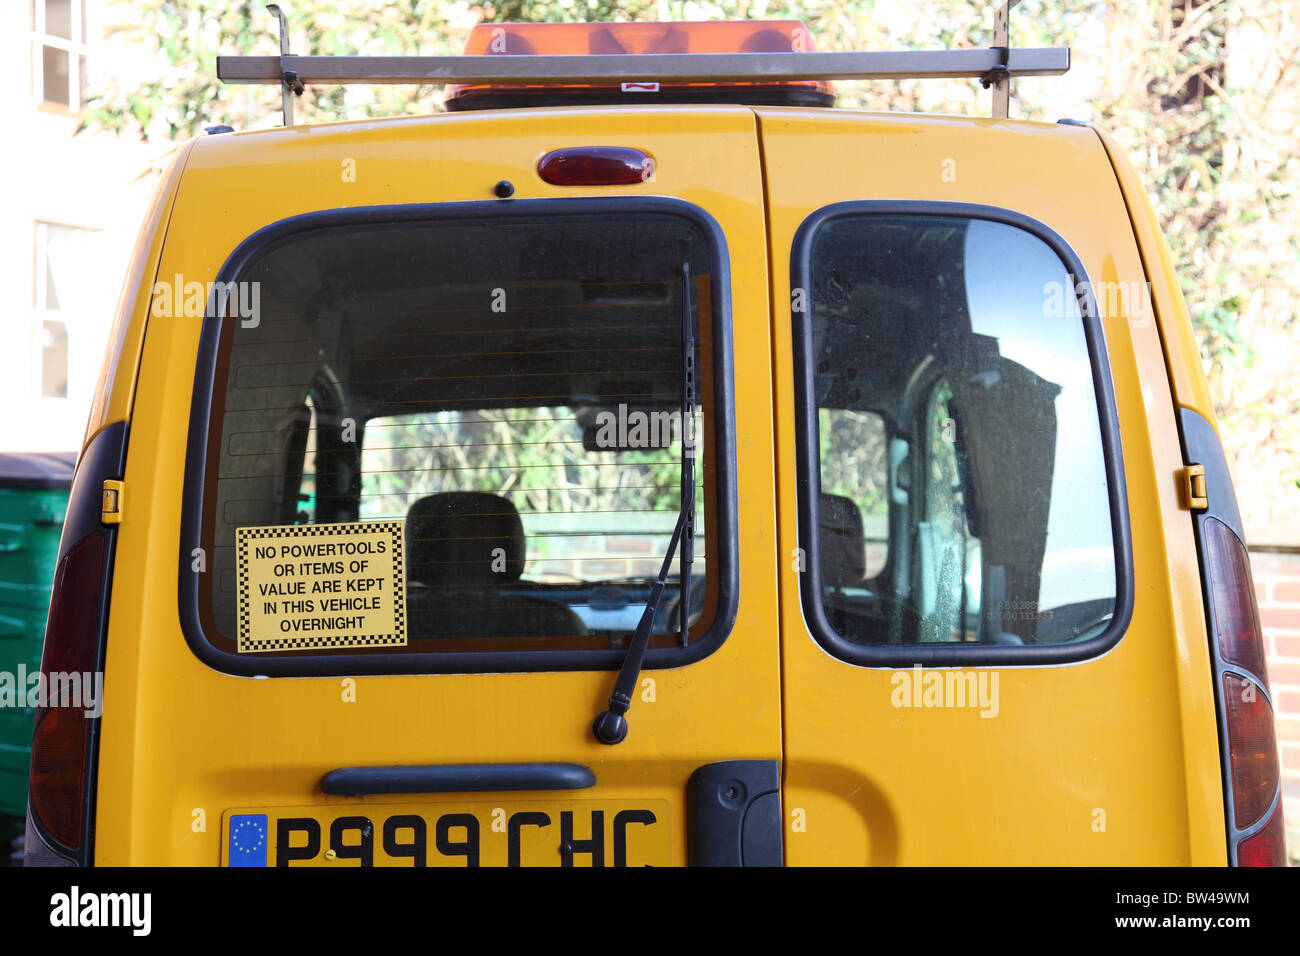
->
[235,521,406,653]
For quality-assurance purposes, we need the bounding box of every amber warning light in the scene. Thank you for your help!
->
[446,20,835,111]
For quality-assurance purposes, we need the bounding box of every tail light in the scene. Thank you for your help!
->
[1237,803,1287,867]
[1222,674,1279,829]
[1202,517,1284,865]
[25,420,126,866]
[29,533,107,850]
[1206,519,1267,677]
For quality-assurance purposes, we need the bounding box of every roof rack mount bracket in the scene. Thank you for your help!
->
[266,3,303,126]
[985,0,1022,119]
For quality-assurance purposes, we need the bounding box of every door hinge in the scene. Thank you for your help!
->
[1180,464,1207,512]
[101,479,124,524]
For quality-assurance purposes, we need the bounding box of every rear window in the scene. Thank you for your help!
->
[793,203,1131,665]
[182,200,735,674]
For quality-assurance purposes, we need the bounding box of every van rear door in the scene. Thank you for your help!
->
[759,109,1226,864]
[94,108,781,866]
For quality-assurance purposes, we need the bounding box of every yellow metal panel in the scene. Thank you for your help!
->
[94,107,781,865]
[757,109,1224,864]
[83,140,195,449]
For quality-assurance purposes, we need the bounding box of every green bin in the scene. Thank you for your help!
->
[0,451,76,845]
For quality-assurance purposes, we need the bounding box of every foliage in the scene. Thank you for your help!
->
[362,408,690,518]
[355,408,697,580]
[1090,1,1299,537]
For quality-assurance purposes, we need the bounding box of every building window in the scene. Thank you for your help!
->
[41,321,70,399]
[34,221,94,399]
[32,0,89,109]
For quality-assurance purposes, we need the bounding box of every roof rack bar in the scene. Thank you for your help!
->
[217,47,1070,88]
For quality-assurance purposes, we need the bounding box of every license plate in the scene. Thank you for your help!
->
[222,799,670,867]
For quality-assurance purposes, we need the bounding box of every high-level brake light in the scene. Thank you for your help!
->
[537,147,655,186]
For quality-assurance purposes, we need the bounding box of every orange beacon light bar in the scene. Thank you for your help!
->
[444,20,836,111]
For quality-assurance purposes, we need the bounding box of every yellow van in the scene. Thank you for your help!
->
[25,14,1285,867]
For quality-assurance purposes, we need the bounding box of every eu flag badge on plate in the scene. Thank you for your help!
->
[228,814,269,867]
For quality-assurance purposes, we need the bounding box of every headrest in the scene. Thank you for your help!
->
[819,493,865,589]
[405,492,525,586]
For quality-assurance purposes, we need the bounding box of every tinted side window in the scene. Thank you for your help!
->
[797,209,1123,658]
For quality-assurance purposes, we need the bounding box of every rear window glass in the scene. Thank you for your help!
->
[795,208,1124,659]
[192,206,726,666]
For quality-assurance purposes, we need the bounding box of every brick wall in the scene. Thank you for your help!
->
[1251,549,1300,864]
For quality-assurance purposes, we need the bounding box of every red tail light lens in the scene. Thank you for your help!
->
[1202,516,1285,863]
[1237,801,1287,866]
[538,147,654,186]
[29,532,107,851]
[1222,673,1279,830]
[1205,518,1268,678]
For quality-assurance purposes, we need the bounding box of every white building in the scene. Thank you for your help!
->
[0,0,164,453]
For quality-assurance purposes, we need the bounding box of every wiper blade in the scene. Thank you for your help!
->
[593,260,696,745]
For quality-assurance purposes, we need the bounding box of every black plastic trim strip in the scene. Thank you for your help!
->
[790,200,1135,667]
[320,762,597,796]
[178,197,739,677]
[1179,409,1244,541]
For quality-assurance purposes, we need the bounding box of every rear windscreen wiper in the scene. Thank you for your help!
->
[592,261,696,745]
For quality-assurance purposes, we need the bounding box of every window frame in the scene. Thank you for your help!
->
[791,200,1134,667]
[178,197,739,677]
[32,0,89,110]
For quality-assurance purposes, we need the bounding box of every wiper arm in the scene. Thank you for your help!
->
[593,261,696,745]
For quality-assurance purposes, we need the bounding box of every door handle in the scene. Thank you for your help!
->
[320,762,596,796]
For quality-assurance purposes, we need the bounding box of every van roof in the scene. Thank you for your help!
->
[191,103,1076,147]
